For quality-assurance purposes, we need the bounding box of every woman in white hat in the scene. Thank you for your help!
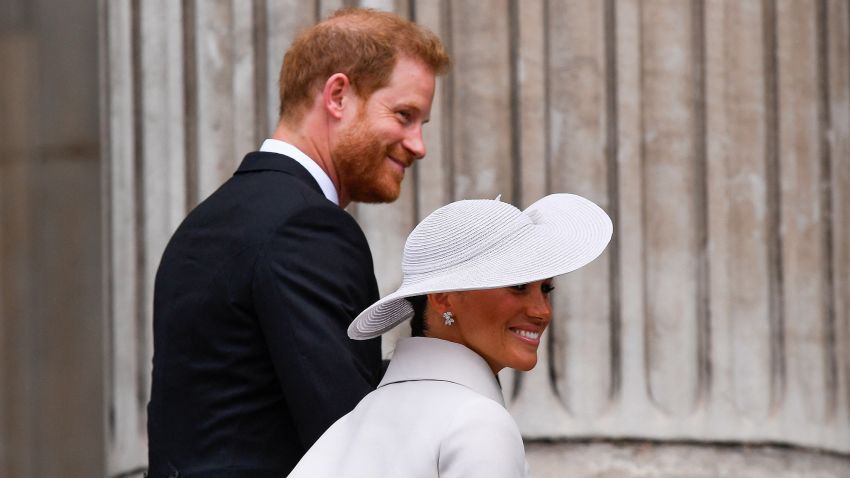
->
[289,193,612,478]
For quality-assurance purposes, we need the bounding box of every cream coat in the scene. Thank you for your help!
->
[289,337,532,477]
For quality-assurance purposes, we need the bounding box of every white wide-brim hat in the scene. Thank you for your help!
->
[348,193,613,340]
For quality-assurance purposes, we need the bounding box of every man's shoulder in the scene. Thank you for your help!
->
[193,152,339,221]
[162,156,351,256]
[230,152,328,202]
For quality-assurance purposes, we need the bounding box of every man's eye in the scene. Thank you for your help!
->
[397,110,412,122]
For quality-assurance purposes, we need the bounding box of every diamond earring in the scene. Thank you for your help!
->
[443,311,455,326]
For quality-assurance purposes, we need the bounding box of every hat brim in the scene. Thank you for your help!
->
[348,193,613,339]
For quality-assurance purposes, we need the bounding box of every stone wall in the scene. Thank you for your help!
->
[526,441,850,477]
[0,0,104,476]
[1,0,847,477]
[100,0,850,476]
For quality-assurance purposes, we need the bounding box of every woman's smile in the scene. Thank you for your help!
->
[431,279,554,373]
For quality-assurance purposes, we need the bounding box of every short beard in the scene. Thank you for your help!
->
[333,117,404,204]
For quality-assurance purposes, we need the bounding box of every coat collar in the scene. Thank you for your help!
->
[258,139,339,205]
[379,337,506,407]
[235,151,324,197]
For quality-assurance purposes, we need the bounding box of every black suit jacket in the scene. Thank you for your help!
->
[147,152,382,477]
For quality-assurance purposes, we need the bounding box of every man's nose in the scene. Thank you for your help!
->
[404,126,426,160]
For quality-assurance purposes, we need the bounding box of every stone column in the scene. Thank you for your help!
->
[1,0,104,476]
[101,1,850,476]
[500,3,850,475]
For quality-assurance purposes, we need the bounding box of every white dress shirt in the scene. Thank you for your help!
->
[289,337,532,477]
[260,138,339,205]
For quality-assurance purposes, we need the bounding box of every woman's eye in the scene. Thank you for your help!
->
[511,283,553,293]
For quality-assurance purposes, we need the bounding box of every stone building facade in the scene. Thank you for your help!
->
[2,0,849,476]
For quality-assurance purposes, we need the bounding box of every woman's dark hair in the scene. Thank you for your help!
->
[406,295,429,337]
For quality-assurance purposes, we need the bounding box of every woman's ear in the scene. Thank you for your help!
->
[425,292,459,338]
[427,292,451,314]
[322,73,351,120]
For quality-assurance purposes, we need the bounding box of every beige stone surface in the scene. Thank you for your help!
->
[1,0,104,476]
[526,441,850,478]
[103,0,850,464]
[4,1,849,477]
[704,0,772,421]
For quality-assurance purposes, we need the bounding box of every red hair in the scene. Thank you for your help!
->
[278,8,450,123]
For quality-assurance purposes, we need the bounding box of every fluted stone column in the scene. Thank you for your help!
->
[101,1,850,476]
[1,0,104,476]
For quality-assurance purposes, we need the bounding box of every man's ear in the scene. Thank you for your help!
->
[322,73,351,120]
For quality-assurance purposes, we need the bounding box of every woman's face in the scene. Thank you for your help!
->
[438,279,553,374]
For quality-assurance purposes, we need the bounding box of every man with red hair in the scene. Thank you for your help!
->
[147,8,449,477]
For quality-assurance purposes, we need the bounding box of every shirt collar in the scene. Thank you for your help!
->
[379,337,506,407]
[259,139,339,206]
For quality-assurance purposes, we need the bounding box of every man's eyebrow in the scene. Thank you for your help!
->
[394,101,421,112]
